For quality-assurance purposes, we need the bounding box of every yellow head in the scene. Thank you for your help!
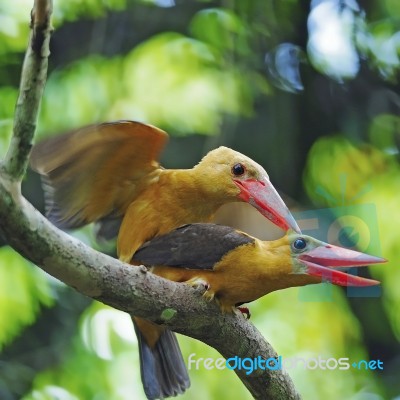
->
[192,146,300,232]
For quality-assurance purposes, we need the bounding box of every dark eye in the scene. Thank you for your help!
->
[232,163,245,176]
[293,238,307,251]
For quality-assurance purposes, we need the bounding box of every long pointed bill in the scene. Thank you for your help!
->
[234,178,301,233]
[299,243,386,286]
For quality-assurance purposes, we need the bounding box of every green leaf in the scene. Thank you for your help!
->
[0,248,54,349]
[190,8,248,54]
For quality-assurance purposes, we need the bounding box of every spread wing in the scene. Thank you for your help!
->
[133,223,255,270]
[30,120,168,234]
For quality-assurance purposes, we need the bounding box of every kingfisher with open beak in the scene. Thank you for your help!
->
[131,223,386,399]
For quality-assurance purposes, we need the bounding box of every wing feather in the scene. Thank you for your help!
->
[30,120,168,231]
[133,223,255,270]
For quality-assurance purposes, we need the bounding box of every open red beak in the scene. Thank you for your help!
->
[234,178,301,233]
[298,243,386,286]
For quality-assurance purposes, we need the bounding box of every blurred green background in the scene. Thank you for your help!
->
[1,0,399,399]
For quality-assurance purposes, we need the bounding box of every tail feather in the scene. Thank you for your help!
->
[134,321,190,399]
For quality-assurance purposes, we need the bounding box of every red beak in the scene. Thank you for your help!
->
[234,178,301,233]
[298,244,386,286]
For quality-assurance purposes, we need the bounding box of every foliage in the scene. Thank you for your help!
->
[0,248,54,350]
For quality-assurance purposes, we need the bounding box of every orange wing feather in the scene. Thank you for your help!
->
[30,120,168,231]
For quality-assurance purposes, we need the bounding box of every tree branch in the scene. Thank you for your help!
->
[3,0,53,181]
[0,2,300,399]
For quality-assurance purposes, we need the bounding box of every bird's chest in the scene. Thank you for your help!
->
[117,185,216,262]
[210,268,273,307]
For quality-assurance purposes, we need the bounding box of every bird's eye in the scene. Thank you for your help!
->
[232,163,246,176]
[293,238,307,251]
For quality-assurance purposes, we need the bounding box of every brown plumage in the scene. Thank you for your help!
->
[134,223,384,311]
[30,120,300,262]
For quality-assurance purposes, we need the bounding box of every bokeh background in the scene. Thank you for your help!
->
[1,0,400,399]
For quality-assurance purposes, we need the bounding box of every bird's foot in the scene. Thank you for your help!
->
[187,278,212,297]
[202,290,215,302]
[236,306,251,319]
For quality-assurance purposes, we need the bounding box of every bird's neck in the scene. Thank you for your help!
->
[161,169,226,216]
[255,239,321,292]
